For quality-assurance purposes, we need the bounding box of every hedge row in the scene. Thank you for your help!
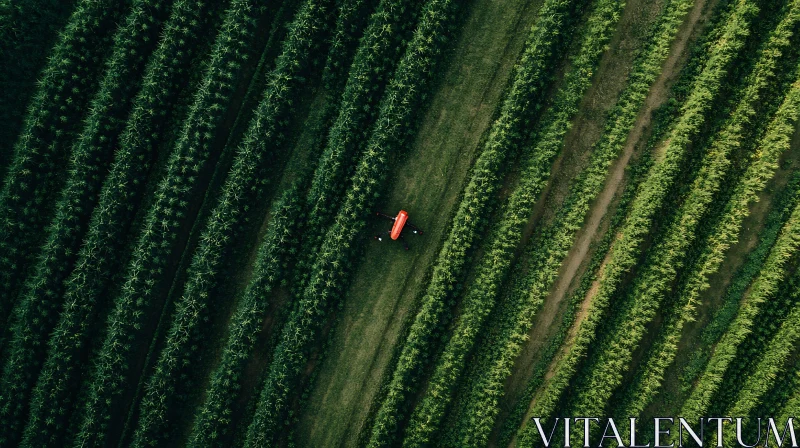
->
[447,0,695,443]
[568,0,800,421]
[516,1,760,443]
[245,0,460,445]
[400,0,625,444]
[0,0,127,325]
[616,50,800,422]
[127,2,333,446]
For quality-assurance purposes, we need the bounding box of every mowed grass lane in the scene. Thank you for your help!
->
[292,0,545,445]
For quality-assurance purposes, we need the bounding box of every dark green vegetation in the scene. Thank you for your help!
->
[1,0,799,446]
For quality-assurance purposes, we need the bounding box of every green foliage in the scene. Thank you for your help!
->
[127,2,333,445]
[246,0,460,444]
[365,0,589,444]
[568,0,800,424]
[293,0,426,294]
[680,168,800,423]
[448,0,696,444]
[187,184,303,447]
[0,0,207,444]
[400,0,625,444]
[0,0,128,329]
[0,0,78,173]
[516,0,761,444]
[66,0,264,445]
[616,50,800,423]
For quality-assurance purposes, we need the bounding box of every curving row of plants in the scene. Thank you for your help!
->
[0,0,78,173]
[127,2,334,446]
[400,0,625,445]
[615,54,800,422]
[515,1,761,443]
[0,0,128,325]
[187,184,304,447]
[567,0,800,422]
[245,0,460,445]
[364,0,590,444]
[0,0,217,445]
[292,0,426,293]
[62,0,271,446]
[437,0,698,444]
[679,172,800,423]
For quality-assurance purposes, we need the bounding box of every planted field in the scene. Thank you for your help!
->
[2,0,800,446]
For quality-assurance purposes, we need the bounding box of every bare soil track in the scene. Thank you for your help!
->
[507,0,714,443]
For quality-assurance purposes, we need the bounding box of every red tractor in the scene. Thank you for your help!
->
[374,210,423,250]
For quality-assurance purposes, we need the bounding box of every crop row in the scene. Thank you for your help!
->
[722,272,800,445]
[679,171,800,392]
[400,0,625,445]
[322,0,381,91]
[438,0,696,444]
[0,0,78,173]
[514,1,761,443]
[567,0,800,423]
[62,0,268,446]
[293,0,426,293]
[364,0,589,443]
[615,50,800,422]
[245,0,460,445]
[776,370,800,430]
[186,0,382,442]
[188,184,304,447]
[678,140,800,423]
[0,0,127,325]
[0,0,218,445]
[126,2,333,446]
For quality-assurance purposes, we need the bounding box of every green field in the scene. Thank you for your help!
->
[1,0,800,446]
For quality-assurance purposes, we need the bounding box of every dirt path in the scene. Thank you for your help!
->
[290,0,546,445]
[506,0,712,444]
